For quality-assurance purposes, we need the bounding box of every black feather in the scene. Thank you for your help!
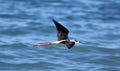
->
[53,19,69,41]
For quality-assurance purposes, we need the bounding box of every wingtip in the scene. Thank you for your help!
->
[52,19,57,23]
[51,18,55,21]
[67,46,73,49]
[52,19,59,26]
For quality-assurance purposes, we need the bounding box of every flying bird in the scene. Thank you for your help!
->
[34,19,79,49]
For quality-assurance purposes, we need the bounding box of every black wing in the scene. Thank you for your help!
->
[52,19,69,41]
[59,41,75,49]
[65,42,75,49]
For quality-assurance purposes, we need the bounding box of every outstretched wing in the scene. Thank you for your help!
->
[65,42,75,49]
[52,19,69,41]
[59,40,75,49]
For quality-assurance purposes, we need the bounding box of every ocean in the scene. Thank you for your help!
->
[0,0,120,71]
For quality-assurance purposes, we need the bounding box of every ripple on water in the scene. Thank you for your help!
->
[0,0,120,71]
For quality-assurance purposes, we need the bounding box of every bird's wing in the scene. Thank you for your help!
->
[65,42,75,49]
[52,19,69,41]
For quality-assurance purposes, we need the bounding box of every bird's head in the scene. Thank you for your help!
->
[74,40,80,43]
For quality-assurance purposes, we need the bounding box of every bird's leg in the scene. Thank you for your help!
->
[34,42,52,46]
[34,41,60,46]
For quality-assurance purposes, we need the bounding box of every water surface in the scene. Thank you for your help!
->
[0,0,120,71]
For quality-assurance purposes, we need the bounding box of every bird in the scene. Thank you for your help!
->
[34,19,79,49]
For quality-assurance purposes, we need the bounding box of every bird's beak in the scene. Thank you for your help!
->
[78,40,80,43]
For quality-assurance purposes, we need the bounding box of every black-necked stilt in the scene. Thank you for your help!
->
[34,19,79,49]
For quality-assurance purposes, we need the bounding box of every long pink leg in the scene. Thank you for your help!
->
[34,42,53,46]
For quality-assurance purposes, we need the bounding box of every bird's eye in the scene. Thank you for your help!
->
[75,40,78,42]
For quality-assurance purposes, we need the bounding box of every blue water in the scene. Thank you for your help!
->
[0,0,120,71]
